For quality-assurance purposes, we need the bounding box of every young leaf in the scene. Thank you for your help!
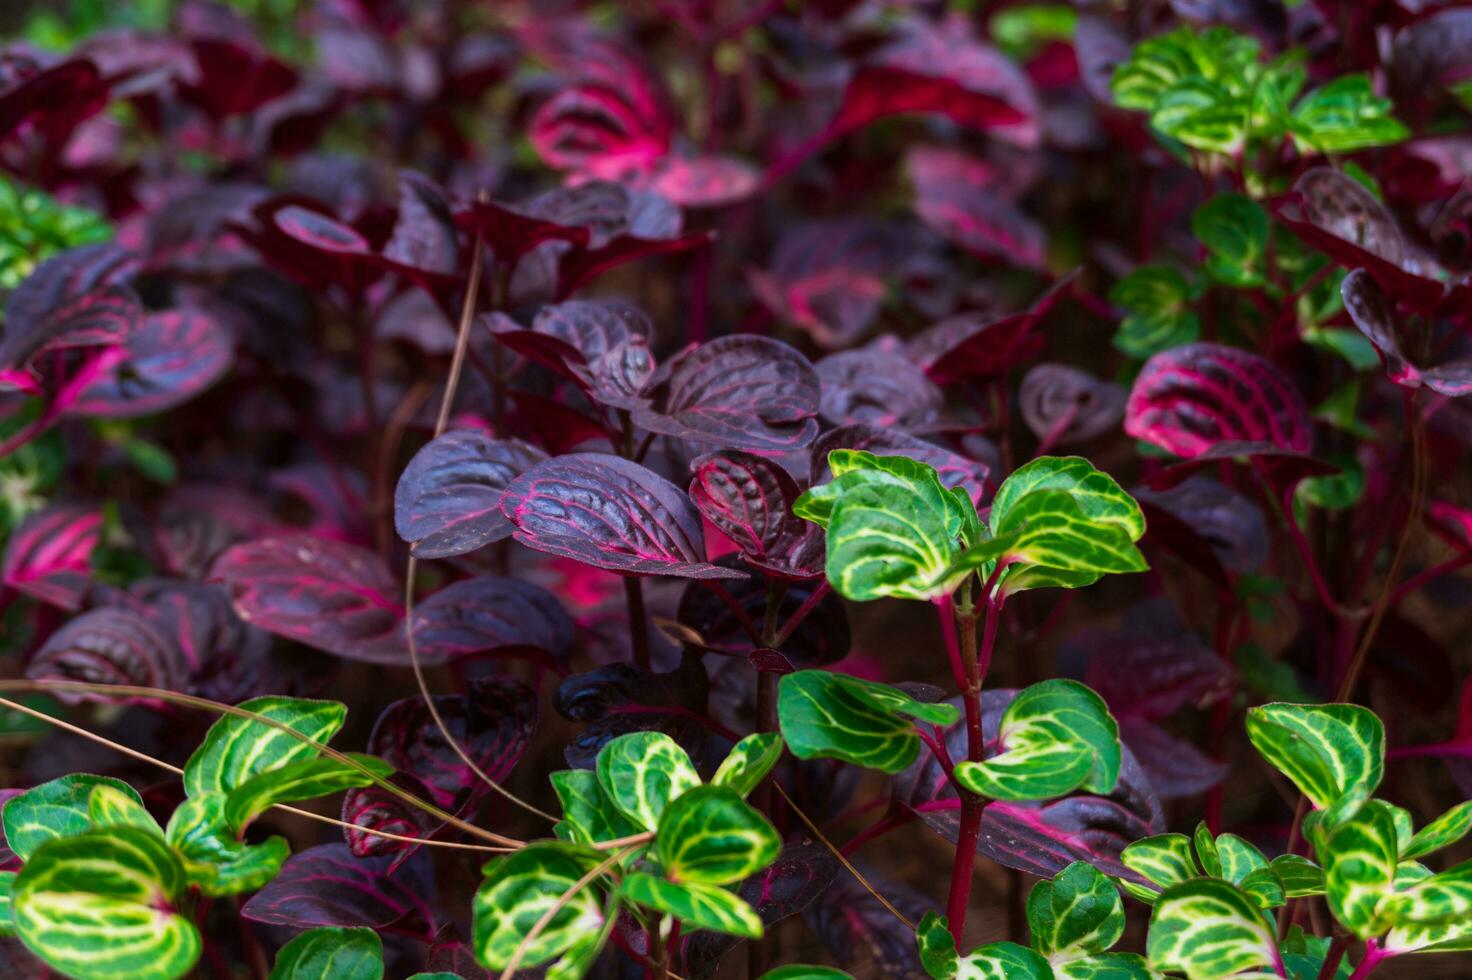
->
[595,731,702,832]
[1321,800,1400,938]
[711,732,785,798]
[2,773,147,860]
[222,754,393,833]
[1403,801,1472,861]
[1192,194,1269,288]
[955,680,1120,801]
[87,784,163,838]
[1027,861,1126,960]
[268,926,383,980]
[1382,859,1472,926]
[1290,75,1408,154]
[183,696,348,796]
[550,769,642,846]
[1121,833,1198,898]
[165,794,290,897]
[1146,879,1278,979]
[12,827,202,980]
[473,842,606,971]
[778,670,958,774]
[959,942,1053,978]
[1110,266,1199,358]
[241,844,432,933]
[621,873,763,937]
[654,785,781,886]
[1244,702,1384,808]
[915,910,958,979]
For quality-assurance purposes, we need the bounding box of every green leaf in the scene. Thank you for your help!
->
[87,785,163,838]
[778,670,957,774]
[1192,193,1269,288]
[955,680,1120,801]
[1028,861,1125,960]
[959,942,1054,979]
[916,910,958,979]
[1382,859,1472,926]
[1053,952,1153,978]
[1290,75,1408,154]
[269,927,383,979]
[1147,879,1278,979]
[595,731,701,832]
[621,873,763,937]
[1111,266,1199,358]
[1265,855,1326,899]
[1152,78,1249,154]
[2,774,146,860]
[990,457,1146,540]
[12,827,202,980]
[1403,802,1472,861]
[0,870,14,935]
[1245,702,1384,808]
[550,769,642,847]
[1110,27,1260,111]
[1214,833,1269,884]
[758,967,855,980]
[984,490,1148,595]
[165,794,290,897]
[1321,800,1400,938]
[711,732,784,798]
[473,842,606,971]
[1121,833,1197,893]
[1280,927,1350,980]
[1295,454,1364,514]
[184,697,348,796]
[223,754,392,833]
[655,785,780,885]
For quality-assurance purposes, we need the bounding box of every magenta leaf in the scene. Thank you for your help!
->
[530,82,669,176]
[409,577,576,664]
[393,430,548,559]
[153,485,280,580]
[633,336,821,451]
[2,503,102,611]
[25,607,188,703]
[812,424,992,504]
[1125,342,1312,458]
[3,244,138,344]
[646,154,760,208]
[380,170,460,279]
[66,309,234,418]
[210,534,407,664]
[1341,268,1472,397]
[1019,363,1127,446]
[1134,476,1269,574]
[688,450,824,580]
[0,286,141,372]
[120,579,276,703]
[816,347,945,432]
[905,273,1075,383]
[499,453,744,579]
[488,299,655,407]
[910,149,1046,269]
[241,844,433,936]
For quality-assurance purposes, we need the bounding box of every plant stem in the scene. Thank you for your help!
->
[943,590,997,946]
[1316,935,1349,980]
[1346,941,1386,980]
[625,575,651,670]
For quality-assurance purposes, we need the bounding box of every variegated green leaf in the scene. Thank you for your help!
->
[2,774,145,860]
[958,942,1053,979]
[1054,952,1153,979]
[954,680,1120,801]
[655,785,780,885]
[1193,823,1221,878]
[0,870,14,935]
[550,769,641,847]
[1110,266,1200,358]
[473,842,606,971]
[183,697,348,796]
[1213,831,1269,885]
[916,910,958,979]
[1121,833,1198,894]
[1382,859,1472,926]
[990,457,1146,540]
[87,785,163,838]
[1403,801,1472,861]
[268,926,383,979]
[12,827,202,980]
[967,490,1148,595]
[165,794,290,897]
[1146,879,1278,980]
[621,873,762,937]
[1245,702,1384,808]
[223,754,392,832]
[711,732,784,798]
[1192,193,1269,288]
[1322,800,1399,938]
[758,967,855,979]
[1266,855,1325,898]
[595,731,701,831]
[778,670,956,774]
[1279,928,1350,980]
[1289,75,1408,153]
[545,922,617,980]
[1027,861,1125,960]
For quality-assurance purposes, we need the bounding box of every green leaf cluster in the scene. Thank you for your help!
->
[0,176,110,290]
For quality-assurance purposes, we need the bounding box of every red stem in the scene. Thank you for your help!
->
[1346,941,1386,980]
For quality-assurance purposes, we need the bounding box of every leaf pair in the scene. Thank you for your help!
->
[1121,821,1322,910]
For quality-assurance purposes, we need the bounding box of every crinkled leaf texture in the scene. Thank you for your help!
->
[394,430,548,559]
[779,669,959,774]
[243,844,432,936]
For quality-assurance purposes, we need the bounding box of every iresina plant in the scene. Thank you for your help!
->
[1,1,1471,978]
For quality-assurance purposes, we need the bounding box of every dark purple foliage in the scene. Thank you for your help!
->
[242,844,433,937]
[393,430,547,559]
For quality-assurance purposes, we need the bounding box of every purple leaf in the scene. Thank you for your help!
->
[1076,627,1235,721]
[26,607,187,704]
[910,149,1046,269]
[1019,363,1127,446]
[381,170,459,278]
[688,450,824,580]
[66,309,233,418]
[905,273,1075,383]
[646,154,760,209]
[2,504,102,611]
[633,336,821,451]
[1341,268,1472,397]
[1118,718,1228,800]
[804,864,934,979]
[816,347,945,431]
[211,535,408,664]
[180,38,298,120]
[812,424,992,505]
[0,58,110,145]
[1134,476,1270,574]
[409,576,576,663]
[0,286,141,371]
[499,453,744,579]
[554,657,712,768]
[899,690,1165,879]
[393,430,548,559]
[120,578,275,702]
[452,199,590,269]
[488,299,652,384]
[3,244,138,344]
[153,485,280,580]
[1125,343,1312,458]
[241,843,433,936]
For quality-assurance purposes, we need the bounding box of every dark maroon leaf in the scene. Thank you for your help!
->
[241,844,433,936]
[181,38,298,120]
[688,450,823,579]
[804,864,934,979]
[66,309,233,418]
[676,562,849,667]
[394,430,548,559]
[1134,476,1269,573]
[813,424,992,504]
[1390,9,1472,104]
[154,485,280,580]
[816,347,944,431]
[375,289,455,354]
[1019,363,1126,446]
[499,453,744,579]
[1118,718,1228,800]
[910,151,1046,269]
[0,59,110,144]
[381,170,459,278]
[555,228,710,301]
[488,300,656,407]
[554,656,712,768]
[1125,343,1312,458]
[899,690,1165,879]
[1342,268,1472,397]
[452,199,590,269]
[2,504,102,611]
[3,244,138,344]
[633,336,821,451]
[906,273,1074,383]
[26,607,187,704]
[409,576,576,663]
[210,535,407,664]
[121,579,275,702]
[1076,627,1235,721]
[0,286,141,372]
